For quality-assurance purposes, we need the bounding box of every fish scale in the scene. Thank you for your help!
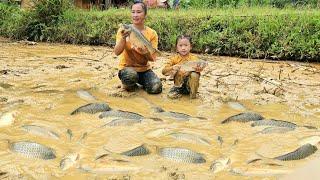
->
[71,103,111,115]
[251,119,297,128]
[122,24,161,55]
[221,112,264,124]
[169,132,211,145]
[9,141,56,160]
[274,143,317,161]
[158,147,206,164]
[21,125,60,140]
[257,126,295,134]
[120,144,149,156]
[99,110,144,120]
[104,118,142,126]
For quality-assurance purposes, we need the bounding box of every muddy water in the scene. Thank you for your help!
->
[0,38,320,179]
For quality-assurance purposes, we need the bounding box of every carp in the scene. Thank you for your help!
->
[221,112,264,124]
[121,24,161,55]
[9,141,56,160]
[71,103,111,115]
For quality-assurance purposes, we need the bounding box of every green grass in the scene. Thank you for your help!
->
[1,2,320,61]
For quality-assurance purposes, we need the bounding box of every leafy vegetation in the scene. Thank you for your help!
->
[179,0,320,9]
[1,2,320,61]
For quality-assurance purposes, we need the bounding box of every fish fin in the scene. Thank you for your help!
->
[154,49,161,56]
[247,152,283,166]
[246,152,267,164]
[95,153,109,160]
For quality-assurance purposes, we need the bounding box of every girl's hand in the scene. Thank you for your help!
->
[172,65,181,71]
[194,64,203,72]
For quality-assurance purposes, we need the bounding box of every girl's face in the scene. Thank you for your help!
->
[131,3,146,25]
[176,38,191,56]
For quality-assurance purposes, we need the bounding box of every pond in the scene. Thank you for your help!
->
[0,37,320,179]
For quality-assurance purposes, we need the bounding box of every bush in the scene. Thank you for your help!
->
[1,4,320,61]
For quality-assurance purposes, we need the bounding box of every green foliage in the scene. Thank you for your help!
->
[179,0,320,8]
[1,4,320,61]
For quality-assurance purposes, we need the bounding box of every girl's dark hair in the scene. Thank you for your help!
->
[175,34,192,46]
[131,0,147,15]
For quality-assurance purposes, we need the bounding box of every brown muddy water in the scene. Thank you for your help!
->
[0,38,320,179]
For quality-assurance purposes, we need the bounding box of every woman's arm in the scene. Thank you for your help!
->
[114,28,130,56]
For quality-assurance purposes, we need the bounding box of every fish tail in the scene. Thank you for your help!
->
[246,152,267,164]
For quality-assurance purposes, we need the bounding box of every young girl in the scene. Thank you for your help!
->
[162,35,206,99]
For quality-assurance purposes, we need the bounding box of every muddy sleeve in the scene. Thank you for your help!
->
[162,57,176,75]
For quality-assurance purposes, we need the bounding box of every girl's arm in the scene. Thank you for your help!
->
[162,57,178,76]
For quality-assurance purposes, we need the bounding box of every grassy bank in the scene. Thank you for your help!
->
[179,0,320,9]
[1,3,320,61]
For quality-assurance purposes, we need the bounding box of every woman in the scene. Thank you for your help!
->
[114,1,162,94]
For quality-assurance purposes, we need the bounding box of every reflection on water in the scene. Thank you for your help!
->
[1,39,320,179]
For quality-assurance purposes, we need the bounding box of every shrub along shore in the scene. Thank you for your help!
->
[1,3,319,61]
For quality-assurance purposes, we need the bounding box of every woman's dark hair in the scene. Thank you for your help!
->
[175,34,192,47]
[131,0,147,15]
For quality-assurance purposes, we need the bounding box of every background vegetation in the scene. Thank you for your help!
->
[1,1,320,61]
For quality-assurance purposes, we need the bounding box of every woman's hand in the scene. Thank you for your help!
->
[120,28,131,40]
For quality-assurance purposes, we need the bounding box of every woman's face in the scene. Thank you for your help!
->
[131,3,146,25]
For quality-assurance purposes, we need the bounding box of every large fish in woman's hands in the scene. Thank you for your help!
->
[120,24,161,56]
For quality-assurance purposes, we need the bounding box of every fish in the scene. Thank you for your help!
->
[9,141,56,160]
[76,89,96,101]
[121,24,161,55]
[102,118,142,126]
[210,157,230,173]
[256,126,295,134]
[221,112,264,124]
[168,60,208,80]
[120,144,150,157]
[179,60,208,72]
[21,125,60,140]
[145,128,173,138]
[158,147,206,164]
[99,110,144,120]
[152,107,191,121]
[302,125,317,129]
[60,152,79,170]
[169,132,211,145]
[227,101,246,111]
[0,82,13,89]
[248,144,317,163]
[71,103,111,115]
[251,119,297,128]
[0,111,16,127]
[79,165,141,174]
[230,167,292,177]
[274,143,317,161]
[160,111,191,121]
